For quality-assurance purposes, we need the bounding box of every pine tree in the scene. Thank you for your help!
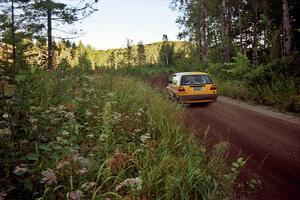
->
[136,41,146,66]
[24,0,97,69]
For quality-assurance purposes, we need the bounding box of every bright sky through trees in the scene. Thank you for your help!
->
[72,0,180,50]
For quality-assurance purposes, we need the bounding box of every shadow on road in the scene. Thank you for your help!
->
[186,102,212,108]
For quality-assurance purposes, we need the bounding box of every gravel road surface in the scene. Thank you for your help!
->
[147,74,300,200]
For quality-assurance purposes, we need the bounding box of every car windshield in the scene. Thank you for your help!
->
[181,75,213,85]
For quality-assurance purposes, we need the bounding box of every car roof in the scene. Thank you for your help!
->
[173,72,208,76]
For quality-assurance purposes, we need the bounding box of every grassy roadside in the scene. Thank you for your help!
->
[0,68,244,199]
[118,63,300,115]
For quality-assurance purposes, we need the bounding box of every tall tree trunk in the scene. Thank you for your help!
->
[282,0,292,56]
[11,0,16,68]
[221,0,229,64]
[197,5,203,61]
[47,4,53,69]
[252,6,258,66]
[238,0,243,52]
[201,0,208,61]
[165,45,169,67]
[244,31,248,54]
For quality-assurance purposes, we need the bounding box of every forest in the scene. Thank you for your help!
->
[0,0,299,199]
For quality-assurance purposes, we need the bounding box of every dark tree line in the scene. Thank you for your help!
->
[171,0,300,65]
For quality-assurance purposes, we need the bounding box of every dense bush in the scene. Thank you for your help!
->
[208,53,300,113]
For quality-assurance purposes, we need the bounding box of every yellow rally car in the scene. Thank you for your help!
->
[167,72,217,104]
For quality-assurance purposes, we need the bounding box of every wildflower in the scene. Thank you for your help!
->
[0,192,7,200]
[87,134,94,138]
[112,112,122,123]
[76,168,88,175]
[65,112,75,119]
[107,92,115,97]
[70,190,84,200]
[29,117,38,124]
[99,134,108,141]
[80,182,96,191]
[72,151,84,162]
[13,164,28,175]
[115,177,143,191]
[56,160,70,169]
[138,108,144,113]
[2,113,8,119]
[135,112,142,117]
[134,128,142,133]
[58,105,65,110]
[61,130,70,136]
[56,136,63,142]
[85,109,92,116]
[140,133,151,144]
[41,168,57,186]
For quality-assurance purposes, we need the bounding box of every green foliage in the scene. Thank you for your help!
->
[159,35,175,67]
[208,52,250,81]
[209,53,300,113]
[136,41,147,66]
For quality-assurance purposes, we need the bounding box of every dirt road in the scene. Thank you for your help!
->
[147,74,300,200]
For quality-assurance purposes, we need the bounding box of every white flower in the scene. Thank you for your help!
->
[81,182,96,191]
[107,92,115,97]
[76,168,88,175]
[2,113,8,119]
[13,164,28,175]
[0,192,7,200]
[99,134,107,141]
[56,160,70,169]
[29,117,38,124]
[70,190,84,200]
[135,112,142,117]
[112,112,122,123]
[65,112,75,119]
[87,134,94,138]
[134,129,142,133]
[61,130,70,136]
[138,108,144,113]
[85,109,92,116]
[140,133,151,144]
[41,168,57,186]
[115,177,143,191]
[58,105,65,110]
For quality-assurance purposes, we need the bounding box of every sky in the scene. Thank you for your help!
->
[71,0,181,50]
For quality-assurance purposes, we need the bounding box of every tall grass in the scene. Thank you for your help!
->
[0,68,240,199]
